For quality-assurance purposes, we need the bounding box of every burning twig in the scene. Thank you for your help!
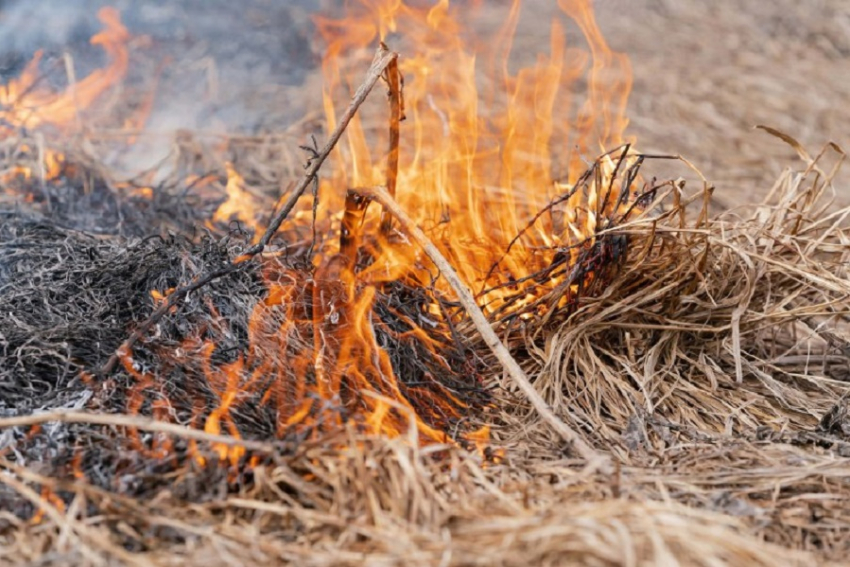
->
[359,185,606,467]
[380,42,403,236]
[100,46,400,376]
[340,189,370,263]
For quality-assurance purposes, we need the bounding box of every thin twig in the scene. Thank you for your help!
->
[100,46,399,375]
[359,185,607,467]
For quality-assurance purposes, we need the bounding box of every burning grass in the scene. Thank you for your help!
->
[1,1,850,565]
[2,132,848,566]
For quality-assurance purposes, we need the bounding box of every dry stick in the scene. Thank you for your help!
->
[0,411,278,454]
[379,45,402,236]
[100,47,399,375]
[359,185,605,466]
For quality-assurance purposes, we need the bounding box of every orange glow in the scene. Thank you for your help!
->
[0,7,129,132]
[3,1,639,465]
[134,186,154,199]
[212,162,262,234]
[43,150,64,179]
[30,487,66,525]
[0,8,128,193]
[0,147,65,187]
[202,346,249,466]
[71,451,86,481]
[464,425,503,463]
[151,288,177,313]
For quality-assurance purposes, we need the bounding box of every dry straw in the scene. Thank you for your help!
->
[1,32,849,567]
[2,126,848,565]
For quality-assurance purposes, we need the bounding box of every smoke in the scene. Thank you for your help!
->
[0,0,105,54]
[0,0,321,125]
[0,0,324,177]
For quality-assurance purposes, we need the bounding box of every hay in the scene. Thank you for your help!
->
[0,434,827,566]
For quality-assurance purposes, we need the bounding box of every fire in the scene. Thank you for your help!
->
[314,0,635,316]
[2,1,640,468]
[0,143,66,190]
[180,0,638,457]
[0,8,128,191]
[30,487,66,525]
[123,0,638,464]
[211,162,263,234]
[201,344,249,466]
[0,7,129,133]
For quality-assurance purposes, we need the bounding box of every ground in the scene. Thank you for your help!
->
[494,0,849,207]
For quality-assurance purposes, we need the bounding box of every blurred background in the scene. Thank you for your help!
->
[594,0,849,209]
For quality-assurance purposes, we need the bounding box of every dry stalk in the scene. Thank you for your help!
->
[0,411,278,454]
[359,184,606,467]
[0,471,146,566]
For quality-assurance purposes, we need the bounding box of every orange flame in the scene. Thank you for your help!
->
[0,7,129,132]
[211,162,262,234]
[177,0,638,460]
[2,1,639,464]
[276,0,636,445]
[315,0,635,314]
[0,8,129,190]
[30,487,66,525]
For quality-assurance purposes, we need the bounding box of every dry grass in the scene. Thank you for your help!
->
[2,2,849,563]
[1,132,848,565]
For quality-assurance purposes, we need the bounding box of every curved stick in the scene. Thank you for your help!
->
[359,185,606,466]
